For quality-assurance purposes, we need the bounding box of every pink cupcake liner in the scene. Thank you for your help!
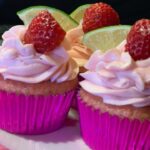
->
[0,90,76,135]
[71,87,79,110]
[71,74,83,109]
[78,96,150,150]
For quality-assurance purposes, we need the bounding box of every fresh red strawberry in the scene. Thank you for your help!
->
[24,10,66,53]
[125,19,150,61]
[82,2,120,33]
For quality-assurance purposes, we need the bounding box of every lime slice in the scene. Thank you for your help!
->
[83,25,131,52]
[17,6,78,31]
[70,4,91,23]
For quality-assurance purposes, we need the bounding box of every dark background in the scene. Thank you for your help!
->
[0,0,149,25]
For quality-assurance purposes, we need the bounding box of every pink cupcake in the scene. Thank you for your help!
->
[66,2,120,109]
[78,19,150,150]
[0,11,79,134]
[66,2,120,73]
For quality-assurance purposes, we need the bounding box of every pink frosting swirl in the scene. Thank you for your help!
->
[80,41,150,107]
[0,25,78,83]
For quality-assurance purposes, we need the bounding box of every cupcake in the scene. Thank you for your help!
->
[0,10,79,134]
[78,19,150,150]
[66,2,120,73]
[67,2,120,109]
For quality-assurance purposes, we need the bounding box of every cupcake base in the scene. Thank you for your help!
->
[78,90,150,150]
[0,90,75,135]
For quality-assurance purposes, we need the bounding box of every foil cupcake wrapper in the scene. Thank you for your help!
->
[0,90,76,135]
[71,86,79,109]
[71,74,83,109]
[78,96,150,150]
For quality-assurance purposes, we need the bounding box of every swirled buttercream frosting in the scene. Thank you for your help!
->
[80,41,150,107]
[0,25,78,83]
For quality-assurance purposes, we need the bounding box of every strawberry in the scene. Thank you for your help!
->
[125,19,150,61]
[24,10,66,53]
[82,2,120,33]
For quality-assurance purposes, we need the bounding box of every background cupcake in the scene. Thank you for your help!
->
[66,2,120,109]
[0,10,78,134]
[66,2,120,73]
[78,19,150,150]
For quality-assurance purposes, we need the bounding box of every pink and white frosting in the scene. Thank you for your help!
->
[0,25,78,83]
[66,25,92,67]
[80,41,150,107]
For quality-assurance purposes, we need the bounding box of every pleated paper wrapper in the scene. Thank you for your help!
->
[0,90,76,135]
[78,96,150,150]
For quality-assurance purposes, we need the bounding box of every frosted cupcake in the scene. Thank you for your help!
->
[78,19,150,150]
[0,11,78,134]
[67,2,120,108]
[66,2,120,72]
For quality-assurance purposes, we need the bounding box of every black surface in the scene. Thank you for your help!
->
[0,0,149,25]
[0,25,13,39]
[0,25,12,35]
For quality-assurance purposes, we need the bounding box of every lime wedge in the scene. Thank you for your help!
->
[83,25,131,52]
[17,6,78,31]
[70,4,91,23]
